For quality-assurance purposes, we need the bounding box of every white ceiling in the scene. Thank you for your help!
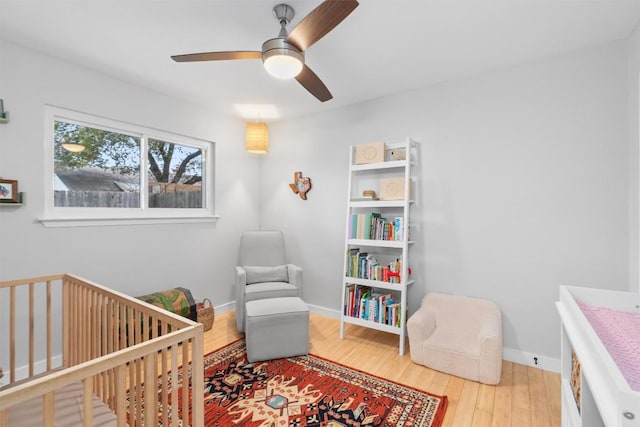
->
[1,1,639,121]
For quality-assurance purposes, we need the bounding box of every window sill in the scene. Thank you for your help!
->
[38,215,219,228]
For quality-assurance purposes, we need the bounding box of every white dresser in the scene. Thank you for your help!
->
[556,286,640,426]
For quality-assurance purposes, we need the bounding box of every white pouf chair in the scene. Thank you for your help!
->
[407,292,503,385]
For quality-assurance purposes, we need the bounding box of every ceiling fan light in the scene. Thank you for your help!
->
[262,38,304,79]
[246,122,269,154]
[264,53,303,79]
[61,143,85,153]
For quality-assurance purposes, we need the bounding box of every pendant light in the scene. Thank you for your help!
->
[246,121,269,154]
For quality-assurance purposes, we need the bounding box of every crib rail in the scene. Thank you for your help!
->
[0,273,204,427]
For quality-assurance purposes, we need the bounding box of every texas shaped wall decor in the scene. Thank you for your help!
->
[289,171,312,200]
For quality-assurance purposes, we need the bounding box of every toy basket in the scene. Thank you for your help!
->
[197,298,215,331]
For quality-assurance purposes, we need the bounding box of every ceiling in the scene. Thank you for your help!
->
[1,1,639,121]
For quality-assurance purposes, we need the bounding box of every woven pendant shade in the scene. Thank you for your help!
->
[246,122,269,154]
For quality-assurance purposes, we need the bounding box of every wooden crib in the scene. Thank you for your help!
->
[0,273,204,427]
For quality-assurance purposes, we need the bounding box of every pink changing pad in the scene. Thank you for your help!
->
[577,300,640,392]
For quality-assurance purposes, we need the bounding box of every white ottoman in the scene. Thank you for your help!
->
[245,296,309,362]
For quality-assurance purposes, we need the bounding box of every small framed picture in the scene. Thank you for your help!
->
[0,179,19,203]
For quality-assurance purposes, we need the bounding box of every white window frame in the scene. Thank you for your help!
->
[40,105,217,227]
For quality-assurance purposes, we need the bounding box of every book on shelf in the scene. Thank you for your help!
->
[344,284,401,326]
[394,216,403,241]
[349,213,404,241]
[345,248,407,284]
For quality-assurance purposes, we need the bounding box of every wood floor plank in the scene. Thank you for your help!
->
[472,383,496,427]
[491,361,513,427]
[512,363,533,426]
[529,366,552,426]
[429,371,451,396]
[442,376,466,426]
[202,310,560,426]
[451,380,480,426]
[544,369,562,426]
[397,360,438,392]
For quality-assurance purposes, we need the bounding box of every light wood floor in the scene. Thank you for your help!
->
[204,311,561,427]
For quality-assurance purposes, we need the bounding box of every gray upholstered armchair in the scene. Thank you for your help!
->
[235,230,302,332]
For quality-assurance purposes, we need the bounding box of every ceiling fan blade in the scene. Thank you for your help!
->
[171,51,262,62]
[295,65,332,102]
[287,0,359,51]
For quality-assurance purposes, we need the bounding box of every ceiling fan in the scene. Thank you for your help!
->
[171,0,359,102]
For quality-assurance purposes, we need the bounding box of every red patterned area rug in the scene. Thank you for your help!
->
[177,339,448,426]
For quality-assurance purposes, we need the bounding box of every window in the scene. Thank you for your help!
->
[43,106,215,227]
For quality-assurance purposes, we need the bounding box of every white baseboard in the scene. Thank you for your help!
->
[215,300,235,314]
[0,355,63,387]
[307,303,341,319]
[503,348,560,373]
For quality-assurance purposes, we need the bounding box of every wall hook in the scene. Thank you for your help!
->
[0,99,9,124]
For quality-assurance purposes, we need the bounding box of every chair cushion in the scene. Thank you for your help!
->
[424,327,482,357]
[244,282,299,302]
[244,265,289,285]
[240,231,287,266]
[245,297,309,362]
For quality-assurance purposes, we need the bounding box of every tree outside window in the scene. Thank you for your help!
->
[53,120,206,210]
[147,138,203,209]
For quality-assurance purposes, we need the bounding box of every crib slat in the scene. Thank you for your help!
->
[107,300,116,407]
[0,408,8,427]
[9,286,15,384]
[84,284,88,361]
[114,365,126,427]
[83,377,93,427]
[68,280,76,366]
[72,281,78,365]
[192,329,204,426]
[141,311,147,344]
[43,391,54,427]
[29,283,34,377]
[101,295,108,401]
[136,358,143,427]
[63,279,70,367]
[73,280,80,364]
[78,284,84,363]
[144,354,157,427]
[46,281,52,370]
[91,290,98,361]
[171,344,179,427]
[67,280,73,366]
[161,321,169,427]
[119,302,126,351]
[182,341,190,427]
[128,307,135,349]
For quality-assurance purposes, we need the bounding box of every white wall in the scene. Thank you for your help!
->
[0,41,260,305]
[0,37,632,369]
[628,23,640,293]
[260,40,630,364]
